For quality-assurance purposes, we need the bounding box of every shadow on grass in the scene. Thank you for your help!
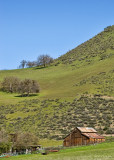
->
[33,65,53,70]
[15,94,38,97]
[33,66,46,70]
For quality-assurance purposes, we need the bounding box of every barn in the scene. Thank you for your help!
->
[63,127,105,147]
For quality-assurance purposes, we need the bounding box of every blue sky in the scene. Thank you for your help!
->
[0,0,114,70]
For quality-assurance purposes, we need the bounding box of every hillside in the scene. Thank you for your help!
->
[57,25,114,64]
[0,25,114,140]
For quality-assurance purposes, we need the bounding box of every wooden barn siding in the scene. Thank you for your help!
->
[63,129,88,146]
[63,128,105,147]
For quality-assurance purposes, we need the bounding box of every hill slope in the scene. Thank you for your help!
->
[57,25,114,64]
[0,25,114,139]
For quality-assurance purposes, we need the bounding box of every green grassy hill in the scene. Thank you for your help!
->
[0,25,114,140]
[57,25,114,64]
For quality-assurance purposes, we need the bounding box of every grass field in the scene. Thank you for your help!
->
[39,139,63,147]
[0,54,114,105]
[0,142,114,160]
[0,25,114,104]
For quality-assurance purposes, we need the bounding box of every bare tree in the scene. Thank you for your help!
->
[26,61,36,68]
[37,54,53,67]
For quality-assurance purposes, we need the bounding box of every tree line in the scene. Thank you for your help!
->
[19,54,54,68]
[1,77,40,96]
[0,128,38,154]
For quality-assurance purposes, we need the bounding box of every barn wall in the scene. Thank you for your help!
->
[63,128,105,147]
[63,129,89,147]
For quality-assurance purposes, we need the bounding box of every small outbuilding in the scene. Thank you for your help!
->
[63,127,105,147]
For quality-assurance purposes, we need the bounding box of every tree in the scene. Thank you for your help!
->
[1,77,40,96]
[2,77,20,93]
[0,128,11,154]
[26,61,36,68]
[19,60,27,68]
[18,79,40,96]
[37,54,53,67]
[13,132,39,151]
[0,128,8,143]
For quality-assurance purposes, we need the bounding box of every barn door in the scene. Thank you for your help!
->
[77,138,82,145]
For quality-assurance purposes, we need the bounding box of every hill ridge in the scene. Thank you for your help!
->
[57,25,114,64]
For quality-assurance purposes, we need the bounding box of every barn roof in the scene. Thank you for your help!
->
[77,127,97,133]
[82,132,105,139]
[63,127,104,140]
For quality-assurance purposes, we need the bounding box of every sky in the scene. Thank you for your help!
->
[0,0,114,70]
